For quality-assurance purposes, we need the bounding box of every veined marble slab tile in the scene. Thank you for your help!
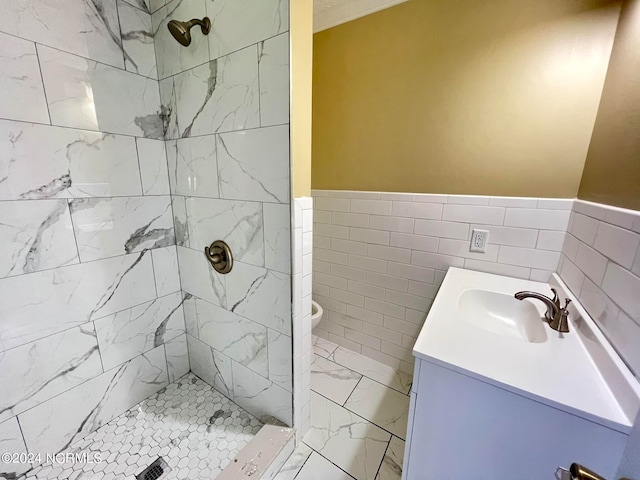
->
[217,125,290,204]
[0,323,101,424]
[172,195,188,246]
[232,361,292,426]
[38,45,163,138]
[183,293,198,337]
[0,32,49,124]
[137,138,170,195]
[330,347,412,394]
[95,291,185,370]
[122,0,152,13]
[206,0,289,60]
[295,452,355,480]
[376,436,404,480]
[166,135,219,198]
[70,196,174,262]
[264,203,291,274]
[0,200,79,278]
[0,251,156,352]
[273,441,312,480]
[177,246,226,307]
[187,334,233,398]
[159,76,180,140]
[19,345,168,457]
[305,392,390,480]
[118,0,157,78]
[0,417,30,477]
[194,297,268,377]
[186,197,264,267]
[152,0,210,79]
[344,377,409,440]
[313,335,339,358]
[0,0,125,68]
[174,46,259,138]
[152,245,180,295]
[311,355,361,405]
[149,0,167,13]
[0,120,142,200]
[165,333,189,382]
[268,329,293,392]
[259,33,290,127]
[226,261,291,335]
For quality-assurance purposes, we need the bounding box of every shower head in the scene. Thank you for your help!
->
[167,17,211,47]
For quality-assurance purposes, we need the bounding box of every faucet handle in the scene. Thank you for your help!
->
[551,305,571,333]
[548,298,572,333]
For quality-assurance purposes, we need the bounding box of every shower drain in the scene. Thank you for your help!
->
[136,457,171,480]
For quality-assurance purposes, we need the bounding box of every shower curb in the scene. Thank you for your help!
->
[217,424,295,480]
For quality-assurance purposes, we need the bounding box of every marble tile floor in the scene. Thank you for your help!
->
[17,373,263,480]
[275,336,413,480]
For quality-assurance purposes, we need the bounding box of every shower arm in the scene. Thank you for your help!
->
[183,18,210,34]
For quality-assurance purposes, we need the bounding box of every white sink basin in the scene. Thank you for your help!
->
[412,267,640,434]
[457,289,547,343]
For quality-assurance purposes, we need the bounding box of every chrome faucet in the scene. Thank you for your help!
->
[514,288,571,333]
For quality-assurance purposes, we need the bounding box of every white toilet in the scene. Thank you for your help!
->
[311,300,324,329]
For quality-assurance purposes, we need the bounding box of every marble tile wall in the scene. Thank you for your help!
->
[0,1,185,476]
[292,198,314,441]
[158,0,294,426]
[1,0,295,470]
[557,200,640,377]
[311,190,572,372]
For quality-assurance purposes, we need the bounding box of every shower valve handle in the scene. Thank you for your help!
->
[204,240,233,274]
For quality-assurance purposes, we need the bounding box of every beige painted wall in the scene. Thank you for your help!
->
[312,0,621,197]
[579,0,640,211]
[291,0,313,198]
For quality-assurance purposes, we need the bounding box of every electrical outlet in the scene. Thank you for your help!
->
[470,229,489,253]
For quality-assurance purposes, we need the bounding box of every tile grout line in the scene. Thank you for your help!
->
[14,414,31,462]
[289,445,313,480]
[374,435,393,480]
[93,318,107,375]
[0,289,183,357]
[298,442,357,480]
[0,224,280,285]
[182,274,292,338]
[64,198,83,274]
[323,348,412,396]
[121,0,152,15]
[133,138,147,195]
[341,375,364,407]
[257,40,264,127]
[0,112,289,147]
[114,0,128,73]
[148,248,160,301]
[311,359,409,440]
[34,41,156,81]
[32,43,52,126]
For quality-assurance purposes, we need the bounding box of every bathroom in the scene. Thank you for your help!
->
[0,0,638,480]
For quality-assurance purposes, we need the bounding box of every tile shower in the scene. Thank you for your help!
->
[0,0,294,479]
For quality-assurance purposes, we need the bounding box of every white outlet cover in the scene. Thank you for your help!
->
[470,229,489,253]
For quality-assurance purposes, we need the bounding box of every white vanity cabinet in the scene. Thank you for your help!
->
[402,268,640,480]
[403,358,629,479]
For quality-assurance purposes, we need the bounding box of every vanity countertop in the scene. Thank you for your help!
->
[413,267,640,434]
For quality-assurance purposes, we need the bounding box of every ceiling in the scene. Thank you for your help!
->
[313,0,409,32]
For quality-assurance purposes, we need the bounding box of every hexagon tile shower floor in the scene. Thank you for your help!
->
[19,374,263,480]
